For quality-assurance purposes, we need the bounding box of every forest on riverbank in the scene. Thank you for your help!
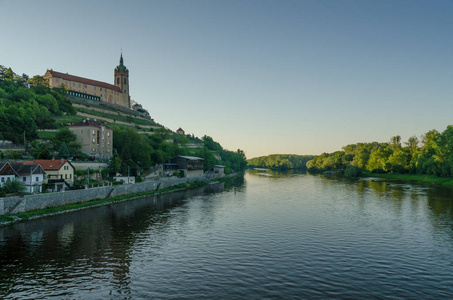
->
[248,154,314,170]
[307,126,453,178]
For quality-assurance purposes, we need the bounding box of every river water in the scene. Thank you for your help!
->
[1,171,453,299]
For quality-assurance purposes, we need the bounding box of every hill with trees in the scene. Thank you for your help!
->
[0,65,247,178]
[248,154,315,170]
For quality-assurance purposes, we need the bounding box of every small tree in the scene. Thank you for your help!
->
[1,180,25,194]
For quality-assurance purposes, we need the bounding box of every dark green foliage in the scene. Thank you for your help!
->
[0,65,75,144]
[248,154,314,170]
[0,180,25,194]
[202,135,223,152]
[344,165,361,177]
[112,126,153,175]
[193,147,218,171]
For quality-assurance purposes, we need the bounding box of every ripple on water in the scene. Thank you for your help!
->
[2,173,453,299]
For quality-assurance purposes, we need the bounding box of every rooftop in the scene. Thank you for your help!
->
[46,69,122,93]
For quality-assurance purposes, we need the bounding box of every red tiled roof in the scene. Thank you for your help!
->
[47,70,122,93]
[19,159,72,171]
[68,119,113,130]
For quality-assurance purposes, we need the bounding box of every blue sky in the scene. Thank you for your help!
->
[1,0,453,158]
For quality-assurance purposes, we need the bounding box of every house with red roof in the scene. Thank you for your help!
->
[176,128,185,136]
[19,159,75,191]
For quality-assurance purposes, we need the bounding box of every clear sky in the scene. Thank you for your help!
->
[1,0,452,159]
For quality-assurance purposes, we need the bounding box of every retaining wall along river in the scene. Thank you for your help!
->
[0,175,221,216]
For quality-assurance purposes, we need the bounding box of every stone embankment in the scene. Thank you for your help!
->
[0,174,223,217]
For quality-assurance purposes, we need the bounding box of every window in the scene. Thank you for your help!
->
[85,85,87,88]
[56,79,58,83]
[117,78,119,85]
[73,83,75,86]
[65,81,67,85]
[36,177,39,182]
[124,78,127,84]
[65,174,67,179]
[92,138,95,143]
[94,87,96,90]
[1,178,4,183]
[70,174,72,179]
[92,130,95,135]
[23,177,26,182]
[79,83,81,88]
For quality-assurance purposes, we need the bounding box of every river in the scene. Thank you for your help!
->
[1,171,453,299]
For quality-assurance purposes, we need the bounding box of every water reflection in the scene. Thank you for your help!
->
[247,168,306,178]
[2,174,453,299]
[0,183,227,298]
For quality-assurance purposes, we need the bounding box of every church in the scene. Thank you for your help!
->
[43,54,131,108]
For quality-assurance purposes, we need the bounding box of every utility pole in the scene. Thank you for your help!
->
[87,168,90,187]
[127,166,130,184]
[29,166,32,193]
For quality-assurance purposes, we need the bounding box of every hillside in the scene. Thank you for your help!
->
[0,65,247,178]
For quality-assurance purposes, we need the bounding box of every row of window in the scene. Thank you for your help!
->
[23,176,41,182]
[67,91,100,101]
[55,79,121,95]
[91,148,111,153]
[0,177,12,183]
[92,138,110,144]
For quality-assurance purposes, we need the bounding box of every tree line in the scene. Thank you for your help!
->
[248,154,315,170]
[307,126,453,177]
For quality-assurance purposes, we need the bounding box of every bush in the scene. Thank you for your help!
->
[0,180,25,194]
[344,166,361,177]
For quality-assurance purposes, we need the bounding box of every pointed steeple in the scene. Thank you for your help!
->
[115,52,128,71]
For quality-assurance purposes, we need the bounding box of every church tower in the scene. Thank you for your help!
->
[114,53,130,108]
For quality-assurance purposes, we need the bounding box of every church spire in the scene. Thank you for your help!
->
[115,52,128,71]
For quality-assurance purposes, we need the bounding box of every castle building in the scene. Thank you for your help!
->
[69,119,113,159]
[43,54,131,108]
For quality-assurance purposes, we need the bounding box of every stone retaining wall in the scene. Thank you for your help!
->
[0,174,223,216]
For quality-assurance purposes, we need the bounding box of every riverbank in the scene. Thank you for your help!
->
[0,173,242,226]
[361,172,453,187]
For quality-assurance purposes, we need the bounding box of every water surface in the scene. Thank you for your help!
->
[1,172,453,299]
